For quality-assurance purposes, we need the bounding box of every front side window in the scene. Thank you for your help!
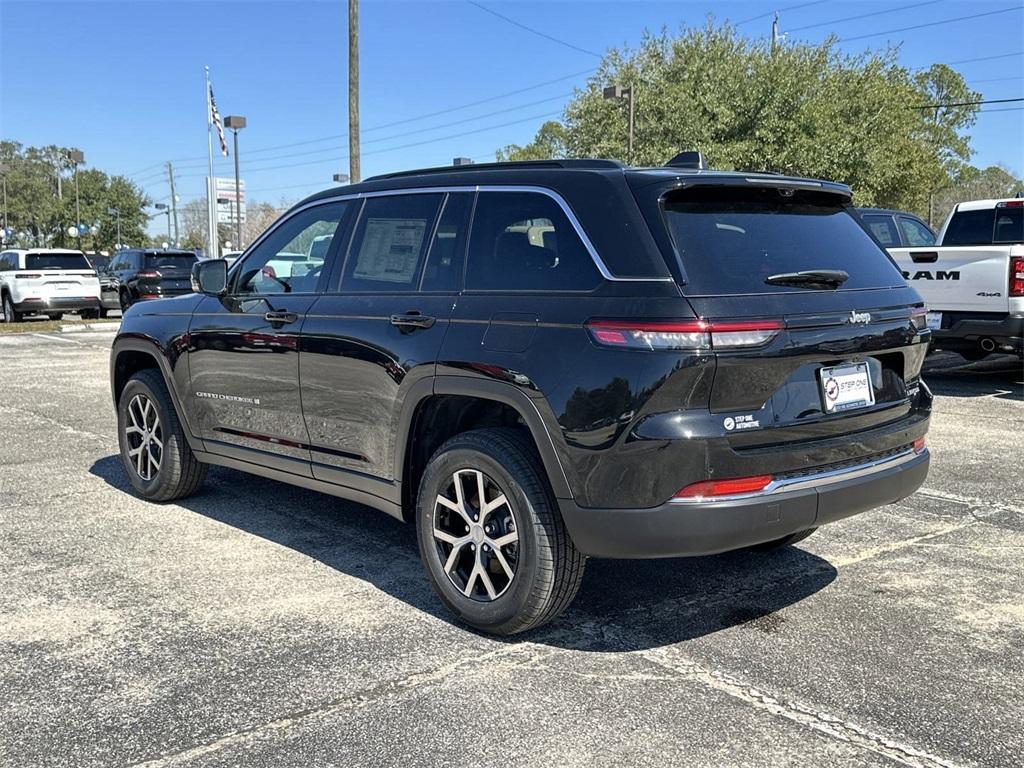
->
[235,202,348,295]
[897,216,936,247]
[466,191,600,291]
[861,214,899,247]
[339,194,443,292]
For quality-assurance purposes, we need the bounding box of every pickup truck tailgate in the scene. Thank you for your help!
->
[889,245,1016,313]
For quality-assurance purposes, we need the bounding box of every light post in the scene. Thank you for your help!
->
[332,173,350,184]
[107,207,121,249]
[224,115,246,249]
[67,150,85,247]
[154,203,171,245]
[0,162,9,232]
[602,85,635,164]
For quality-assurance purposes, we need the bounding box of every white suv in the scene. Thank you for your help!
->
[0,249,102,323]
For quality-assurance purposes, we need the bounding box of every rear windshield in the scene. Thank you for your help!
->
[26,253,91,270]
[943,206,1023,245]
[662,187,904,295]
[144,253,197,271]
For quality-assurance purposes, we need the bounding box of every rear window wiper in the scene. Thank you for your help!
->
[765,269,849,289]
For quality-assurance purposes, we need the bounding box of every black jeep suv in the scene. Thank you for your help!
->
[110,158,932,635]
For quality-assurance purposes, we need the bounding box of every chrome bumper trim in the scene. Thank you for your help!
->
[670,447,924,504]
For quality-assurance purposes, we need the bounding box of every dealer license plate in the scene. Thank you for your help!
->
[819,362,875,413]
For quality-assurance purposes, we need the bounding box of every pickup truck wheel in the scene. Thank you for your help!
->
[416,427,586,636]
[117,368,207,502]
[749,527,817,551]
[2,294,22,323]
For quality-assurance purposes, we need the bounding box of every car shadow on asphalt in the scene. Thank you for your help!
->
[90,455,836,651]
[922,353,1022,401]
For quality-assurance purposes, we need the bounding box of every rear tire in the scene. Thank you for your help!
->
[2,294,22,323]
[117,368,206,502]
[415,427,586,635]
[749,527,817,551]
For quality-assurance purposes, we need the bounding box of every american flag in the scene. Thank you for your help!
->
[209,83,229,157]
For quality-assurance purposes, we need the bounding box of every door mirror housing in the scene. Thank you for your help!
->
[192,258,228,295]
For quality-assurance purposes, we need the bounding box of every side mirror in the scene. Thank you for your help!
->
[192,259,228,295]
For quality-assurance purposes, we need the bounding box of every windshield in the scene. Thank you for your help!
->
[26,253,91,270]
[662,187,905,295]
[143,253,197,271]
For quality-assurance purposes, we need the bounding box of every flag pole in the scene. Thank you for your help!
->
[205,65,217,259]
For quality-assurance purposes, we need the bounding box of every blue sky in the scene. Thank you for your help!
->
[2,0,1022,235]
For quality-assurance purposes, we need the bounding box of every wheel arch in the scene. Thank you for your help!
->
[395,376,573,522]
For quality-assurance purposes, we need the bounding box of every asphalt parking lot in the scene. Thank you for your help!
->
[1,332,1021,768]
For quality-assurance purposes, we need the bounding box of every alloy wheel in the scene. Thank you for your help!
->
[125,394,163,481]
[433,468,519,601]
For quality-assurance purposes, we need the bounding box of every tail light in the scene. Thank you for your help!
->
[673,474,774,500]
[1010,256,1024,298]
[586,319,783,351]
[910,305,928,330]
[15,273,43,279]
[137,269,162,278]
[997,200,1024,208]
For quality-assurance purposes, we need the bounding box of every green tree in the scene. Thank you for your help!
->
[497,121,568,162]
[498,24,981,217]
[929,164,1023,227]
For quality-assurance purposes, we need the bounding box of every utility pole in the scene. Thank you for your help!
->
[167,162,180,246]
[771,12,780,54]
[348,0,361,183]
[0,163,8,232]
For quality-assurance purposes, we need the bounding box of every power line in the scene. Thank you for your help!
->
[838,6,1023,43]
[465,1,603,58]
[911,96,1023,109]
[978,106,1024,113]
[946,50,1023,65]
[733,1,827,26]
[786,1,942,33]
[969,76,1024,84]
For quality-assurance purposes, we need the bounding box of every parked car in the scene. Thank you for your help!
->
[0,248,102,322]
[86,253,121,318]
[110,156,932,635]
[856,208,937,248]
[106,249,199,311]
[888,198,1023,360]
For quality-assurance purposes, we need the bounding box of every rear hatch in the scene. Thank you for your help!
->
[652,182,928,450]
[138,252,197,296]
[21,252,99,299]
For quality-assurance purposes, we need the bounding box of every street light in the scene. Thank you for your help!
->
[154,203,171,245]
[67,149,85,247]
[224,115,246,250]
[107,207,121,249]
[332,173,350,184]
[603,85,635,164]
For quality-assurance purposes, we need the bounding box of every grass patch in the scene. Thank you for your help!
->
[0,317,120,335]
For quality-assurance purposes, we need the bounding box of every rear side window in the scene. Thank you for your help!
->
[943,208,994,246]
[897,216,936,246]
[466,191,600,291]
[421,193,472,292]
[143,253,197,271]
[25,252,91,270]
[340,194,442,292]
[993,205,1023,244]
[861,214,899,246]
[662,187,904,295]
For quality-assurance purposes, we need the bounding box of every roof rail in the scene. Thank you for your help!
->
[364,158,624,182]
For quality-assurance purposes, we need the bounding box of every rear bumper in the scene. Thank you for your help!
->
[932,312,1024,355]
[14,296,101,313]
[559,448,930,558]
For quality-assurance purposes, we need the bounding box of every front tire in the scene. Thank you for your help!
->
[117,368,206,501]
[416,428,586,635]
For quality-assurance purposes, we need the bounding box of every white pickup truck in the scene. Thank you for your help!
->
[888,198,1023,360]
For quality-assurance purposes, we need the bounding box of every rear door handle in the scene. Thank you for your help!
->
[265,310,299,324]
[390,312,436,329]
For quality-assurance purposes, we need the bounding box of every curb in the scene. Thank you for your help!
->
[59,322,121,334]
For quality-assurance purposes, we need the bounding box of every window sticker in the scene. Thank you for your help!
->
[354,218,427,283]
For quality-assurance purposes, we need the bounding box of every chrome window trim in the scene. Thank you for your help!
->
[232,184,673,285]
[669,447,924,504]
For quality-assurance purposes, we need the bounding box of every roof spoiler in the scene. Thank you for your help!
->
[665,151,708,170]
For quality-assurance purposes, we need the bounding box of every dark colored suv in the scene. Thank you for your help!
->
[106,249,198,311]
[109,158,932,635]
